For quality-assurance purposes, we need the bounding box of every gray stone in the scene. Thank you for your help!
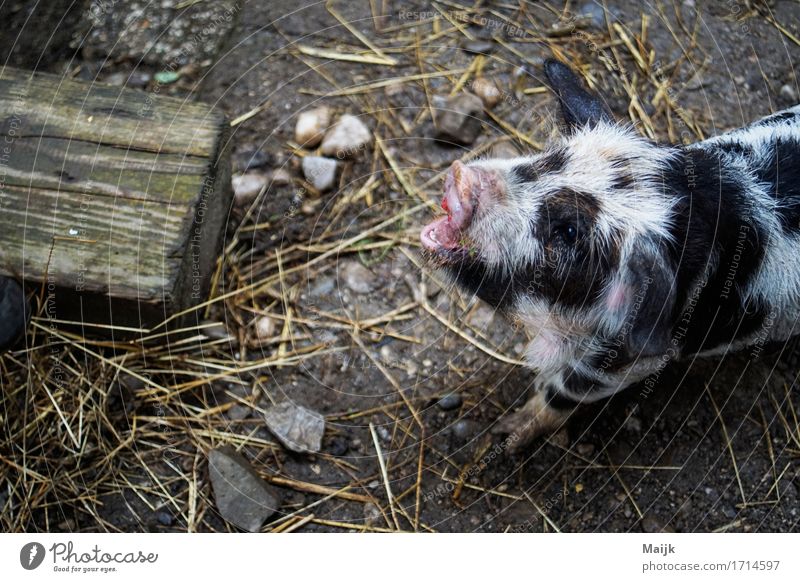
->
[302,156,339,192]
[263,401,325,453]
[434,93,484,145]
[437,393,463,411]
[640,515,675,533]
[342,261,376,294]
[208,446,280,532]
[461,40,494,54]
[580,2,606,29]
[320,114,372,158]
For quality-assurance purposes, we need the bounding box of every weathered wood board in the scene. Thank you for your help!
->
[0,67,232,331]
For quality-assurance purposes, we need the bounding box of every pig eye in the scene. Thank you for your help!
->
[552,223,579,245]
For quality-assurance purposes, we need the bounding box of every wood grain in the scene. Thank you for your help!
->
[0,67,232,331]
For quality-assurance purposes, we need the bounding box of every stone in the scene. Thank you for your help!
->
[263,401,326,453]
[581,2,606,29]
[254,314,278,341]
[434,93,484,145]
[270,168,292,186]
[302,156,339,192]
[780,84,797,102]
[471,77,502,109]
[327,435,349,456]
[437,393,463,411]
[156,511,174,526]
[363,502,382,526]
[451,419,478,440]
[234,148,270,173]
[461,40,494,54]
[232,172,268,206]
[295,105,331,148]
[640,515,675,533]
[200,319,235,343]
[320,114,372,158]
[341,261,376,294]
[208,446,280,532]
[492,141,521,159]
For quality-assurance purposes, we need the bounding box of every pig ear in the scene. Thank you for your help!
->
[543,59,613,131]
[607,241,676,358]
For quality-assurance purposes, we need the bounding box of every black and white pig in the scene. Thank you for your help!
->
[421,59,800,447]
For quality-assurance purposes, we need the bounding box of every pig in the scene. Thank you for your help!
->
[421,59,800,448]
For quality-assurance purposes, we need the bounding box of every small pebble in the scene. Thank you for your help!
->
[327,435,349,456]
[270,168,292,186]
[342,261,376,294]
[234,148,270,172]
[461,40,494,54]
[492,141,520,159]
[363,503,382,526]
[232,172,268,206]
[437,393,463,411]
[780,84,798,102]
[320,114,372,158]
[434,92,484,145]
[302,156,339,192]
[254,314,278,341]
[156,511,174,526]
[641,515,674,533]
[200,319,234,342]
[471,77,502,109]
[295,105,331,148]
[580,2,606,29]
[452,419,477,440]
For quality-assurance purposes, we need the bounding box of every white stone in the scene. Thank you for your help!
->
[294,105,331,148]
[302,156,339,192]
[232,172,268,206]
[254,315,278,341]
[320,114,372,158]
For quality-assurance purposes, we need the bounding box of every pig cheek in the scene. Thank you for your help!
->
[526,331,566,370]
[605,281,629,312]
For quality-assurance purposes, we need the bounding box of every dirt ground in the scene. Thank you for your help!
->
[2,0,800,533]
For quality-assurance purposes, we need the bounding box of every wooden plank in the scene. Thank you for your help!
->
[0,67,232,331]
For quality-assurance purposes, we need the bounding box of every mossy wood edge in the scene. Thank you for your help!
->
[0,66,232,332]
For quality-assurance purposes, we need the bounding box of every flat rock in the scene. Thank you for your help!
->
[295,105,331,148]
[302,156,339,192]
[320,114,372,158]
[208,446,280,532]
[434,93,484,145]
[264,401,325,453]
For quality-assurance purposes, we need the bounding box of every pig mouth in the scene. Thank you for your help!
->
[420,161,480,255]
